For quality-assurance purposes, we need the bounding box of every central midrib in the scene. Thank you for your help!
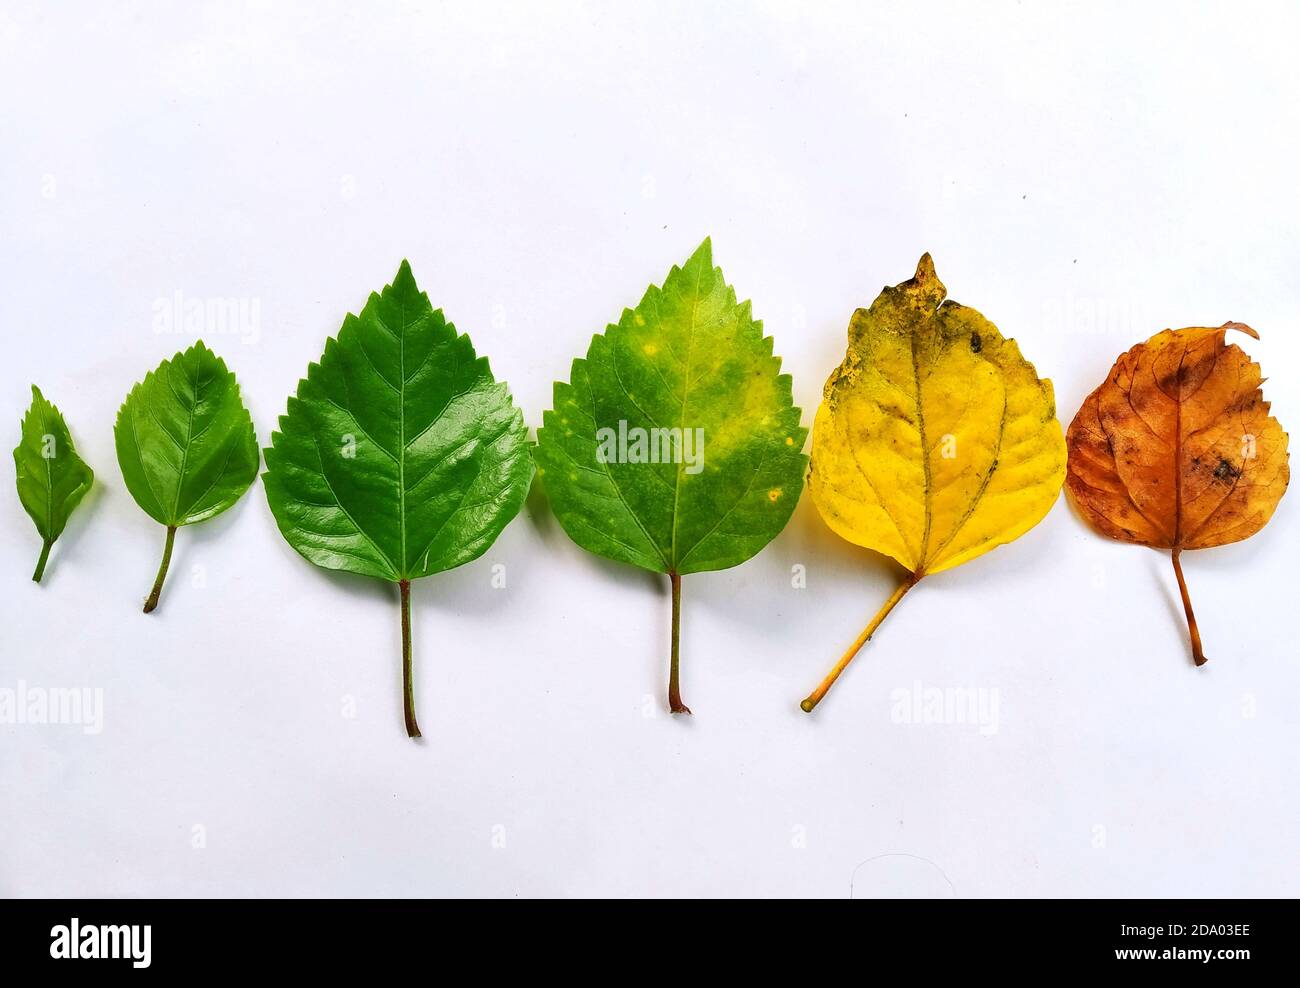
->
[1172,348,1187,549]
[172,355,204,524]
[668,262,705,572]
[41,401,54,538]
[910,328,933,569]
[397,296,407,578]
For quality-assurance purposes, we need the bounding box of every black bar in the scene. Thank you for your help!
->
[0,898,1288,974]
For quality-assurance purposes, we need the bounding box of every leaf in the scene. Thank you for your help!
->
[534,239,808,713]
[1065,322,1289,666]
[115,340,259,613]
[263,260,532,738]
[801,255,1065,711]
[14,385,95,582]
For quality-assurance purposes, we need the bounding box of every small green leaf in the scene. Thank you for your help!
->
[534,239,807,713]
[263,260,532,738]
[114,340,259,613]
[14,385,95,582]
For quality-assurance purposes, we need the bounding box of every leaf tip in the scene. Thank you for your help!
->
[914,252,937,283]
[1221,320,1259,341]
[893,252,946,307]
[394,258,417,290]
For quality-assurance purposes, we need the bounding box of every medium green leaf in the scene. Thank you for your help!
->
[263,260,533,738]
[534,239,807,713]
[14,385,95,582]
[114,340,259,613]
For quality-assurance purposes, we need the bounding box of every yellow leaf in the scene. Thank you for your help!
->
[802,255,1066,711]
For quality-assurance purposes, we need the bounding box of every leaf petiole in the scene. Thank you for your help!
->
[32,539,53,583]
[668,572,690,715]
[801,572,918,712]
[143,525,177,614]
[400,579,421,738]
[1171,549,1207,667]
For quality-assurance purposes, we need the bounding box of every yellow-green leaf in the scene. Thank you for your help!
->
[534,239,807,714]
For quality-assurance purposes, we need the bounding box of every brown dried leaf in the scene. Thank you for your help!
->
[1065,322,1289,665]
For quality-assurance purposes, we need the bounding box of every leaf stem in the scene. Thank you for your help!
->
[801,572,918,712]
[1171,549,1207,667]
[32,539,52,583]
[143,525,177,614]
[400,579,421,738]
[668,571,690,714]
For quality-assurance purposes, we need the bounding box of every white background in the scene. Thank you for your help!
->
[2,1,1297,898]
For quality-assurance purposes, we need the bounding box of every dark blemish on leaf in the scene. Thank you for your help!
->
[969,332,982,354]
[1214,458,1239,481]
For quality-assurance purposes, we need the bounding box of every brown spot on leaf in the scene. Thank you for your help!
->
[1213,458,1239,481]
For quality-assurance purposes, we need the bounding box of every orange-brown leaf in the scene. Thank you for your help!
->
[1066,323,1288,549]
[1065,322,1289,665]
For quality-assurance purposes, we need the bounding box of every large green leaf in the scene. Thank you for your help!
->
[263,260,532,737]
[115,340,259,613]
[534,239,807,712]
[14,385,95,582]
